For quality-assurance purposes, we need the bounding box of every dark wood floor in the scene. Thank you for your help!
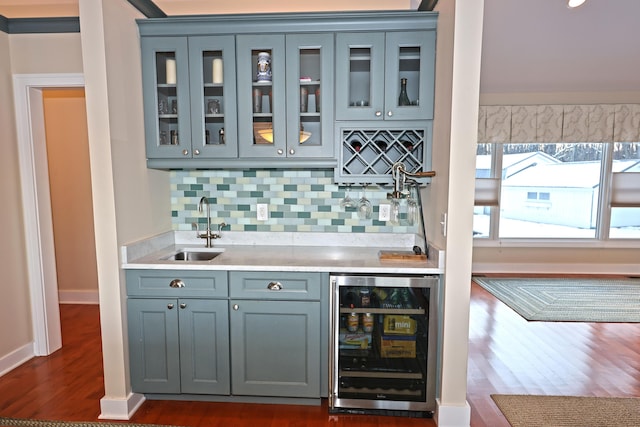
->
[1,279,638,426]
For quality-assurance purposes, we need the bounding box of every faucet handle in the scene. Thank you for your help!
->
[218,222,227,233]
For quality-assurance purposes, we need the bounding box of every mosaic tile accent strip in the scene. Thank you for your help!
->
[171,169,418,233]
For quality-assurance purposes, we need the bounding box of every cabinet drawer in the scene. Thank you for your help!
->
[126,269,228,297]
[229,271,323,300]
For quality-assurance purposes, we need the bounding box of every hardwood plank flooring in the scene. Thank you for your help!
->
[1,278,639,426]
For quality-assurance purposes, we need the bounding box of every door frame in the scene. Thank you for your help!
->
[13,73,85,356]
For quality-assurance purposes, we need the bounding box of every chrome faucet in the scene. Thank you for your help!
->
[197,196,226,248]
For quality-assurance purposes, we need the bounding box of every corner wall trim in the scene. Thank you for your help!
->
[0,15,8,33]
[435,399,471,427]
[99,393,146,420]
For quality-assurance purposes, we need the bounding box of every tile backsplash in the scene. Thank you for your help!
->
[171,169,416,233]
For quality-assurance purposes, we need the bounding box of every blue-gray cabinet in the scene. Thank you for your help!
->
[127,297,230,394]
[228,271,323,398]
[126,269,327,400]
[126,270,230,394]
[236,33,334,161]
[335,31,436,122]
[141,35,238,161]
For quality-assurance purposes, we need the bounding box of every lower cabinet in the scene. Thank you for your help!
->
[128,298,230,394]
[127,269,326,400]
[229,299,320,397]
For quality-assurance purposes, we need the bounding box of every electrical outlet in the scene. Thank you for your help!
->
[379,203,391,221]
[257,203,269,221]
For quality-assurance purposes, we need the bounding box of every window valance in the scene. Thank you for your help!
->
[478,104,640,144]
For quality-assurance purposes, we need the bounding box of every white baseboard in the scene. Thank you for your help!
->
[473,263,640,276]
[0,343,35,377]
[99,392,146,420]
[58,290,100,304]
[435,399,471,427]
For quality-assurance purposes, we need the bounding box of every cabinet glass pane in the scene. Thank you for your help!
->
[202,50,226,146]
[348,48,372,109]
[299,48,321,147]
[251,49,274,146]
[396,45,421,108]
[156,51,180,146]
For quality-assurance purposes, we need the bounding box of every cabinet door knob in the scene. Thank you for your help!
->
[182,149,189,156]
[169,279,185,288]
[194,149,200,155]
[375,111,382,117]
[179,303,187,309]
[267,281,283,291]
[289,148,295,155]
[167,303,175,310]
[277,149,284,155]
[233,304,239,311]
[387,111,393,117]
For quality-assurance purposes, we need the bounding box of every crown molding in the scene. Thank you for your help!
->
[2,17,79,34]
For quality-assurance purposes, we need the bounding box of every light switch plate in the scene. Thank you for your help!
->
[257,204,269,221]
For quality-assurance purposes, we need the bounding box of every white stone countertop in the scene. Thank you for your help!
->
[121,231,444,274]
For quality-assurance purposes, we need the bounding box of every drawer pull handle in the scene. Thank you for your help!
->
[179,303,187,309]
[167,303,175,310]
[267,281,283,291]
[169,279,185,288]
[233,304,239,311]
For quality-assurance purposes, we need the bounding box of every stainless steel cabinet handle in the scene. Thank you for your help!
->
[267,281,283,291]
[277,149,284,155]
[179,303,187,309]
[182,149,189,156]
[233,304,239,311]
[167,303,174,309]
[194,149,200,155]
[387,110,393,117]
[289,148,295,155]
[169,279,185,288]
[375,111,382,117]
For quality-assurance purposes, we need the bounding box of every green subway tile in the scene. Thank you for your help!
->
[190,184,203,190]
[184,191,197,197]
[317,205,332,212]
[250,191,264,197]
[237,204,251,211]
[172,211,178,217]
[271,211,284,218]
[284,184,297,191]
[284,198,297,205]
[243,224,258,231]
[297,212,311,219]
[351,226,366,233]
[243,170,257,177]
[331,219,345,226]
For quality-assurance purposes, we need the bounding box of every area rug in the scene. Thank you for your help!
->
[491,394,640,427]
[472,277,640,322]
[0,419,185,427]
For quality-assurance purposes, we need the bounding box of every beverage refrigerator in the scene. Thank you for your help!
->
[329,274,439,417]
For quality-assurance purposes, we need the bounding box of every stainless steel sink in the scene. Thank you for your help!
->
[165,249,223,261]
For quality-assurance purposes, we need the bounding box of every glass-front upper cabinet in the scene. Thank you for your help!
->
[188,36,238,159]
[236,33,334,159]
[335,31,436,122]
[141,37,192,158]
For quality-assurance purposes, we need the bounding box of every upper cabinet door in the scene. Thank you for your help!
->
[384,31,436,121]
[236,34,287,158]
[188,35,238,159]
[285,33,335,159]
[141,37,192,158]
[335,30,436,121]
[335,32,386,121]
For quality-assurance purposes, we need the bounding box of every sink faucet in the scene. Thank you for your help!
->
[197,196,226,248]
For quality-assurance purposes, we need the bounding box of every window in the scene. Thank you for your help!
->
[474,142,640,241]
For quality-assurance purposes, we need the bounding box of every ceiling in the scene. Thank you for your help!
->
[1,0,639,95]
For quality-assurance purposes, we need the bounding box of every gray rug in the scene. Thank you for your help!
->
[491,394,640,427]
[473,277,640,322]
[0,419,183,427]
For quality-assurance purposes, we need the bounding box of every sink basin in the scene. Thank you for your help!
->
[165,249,223,261]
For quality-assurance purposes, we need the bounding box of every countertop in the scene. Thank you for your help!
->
[122,231,444,274]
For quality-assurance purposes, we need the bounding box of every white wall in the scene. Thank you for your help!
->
[0,30,33,372]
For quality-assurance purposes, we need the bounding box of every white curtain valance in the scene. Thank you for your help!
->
[478,104,640,144]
